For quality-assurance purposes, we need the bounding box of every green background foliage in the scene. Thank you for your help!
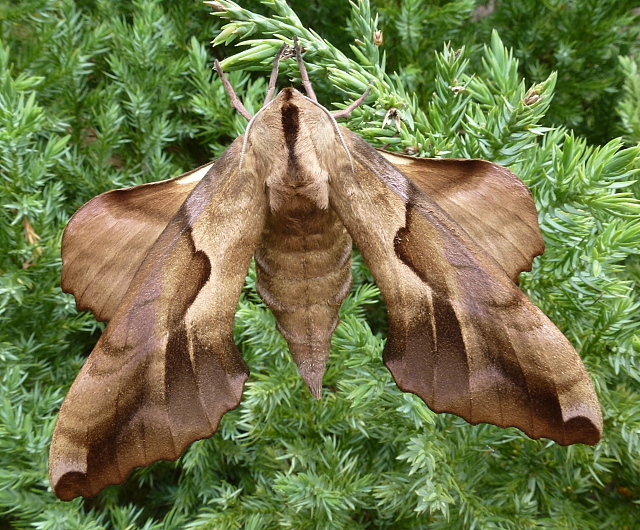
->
[1,0,639,528]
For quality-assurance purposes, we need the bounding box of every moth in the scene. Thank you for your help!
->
[50,40,603,501]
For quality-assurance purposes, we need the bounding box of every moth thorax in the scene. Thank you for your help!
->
[267,174,330,213]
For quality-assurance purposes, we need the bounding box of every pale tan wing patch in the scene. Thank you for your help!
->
[379,151,544,283]
[61,162,214,322]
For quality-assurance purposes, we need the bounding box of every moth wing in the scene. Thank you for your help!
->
[378,151,544,283]
[61,162,214,322]
[332,131,602,445]
[50,140,266,500]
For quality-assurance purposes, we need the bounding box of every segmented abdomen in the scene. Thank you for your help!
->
[254,205,352,397]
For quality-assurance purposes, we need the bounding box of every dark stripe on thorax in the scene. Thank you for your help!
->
[281,88,300,168]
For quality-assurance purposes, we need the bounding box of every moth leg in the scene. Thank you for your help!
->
[265,43,288,103]
[293,36,318,102]
[332,84,372,119]
[214,59,252,121]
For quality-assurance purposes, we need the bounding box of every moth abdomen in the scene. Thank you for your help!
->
[255,205,352,397]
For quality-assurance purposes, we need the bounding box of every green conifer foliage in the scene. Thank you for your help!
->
[472,0,640,145]
[618,56,640,146]
[372,0,640,145]
[1,1,639,528]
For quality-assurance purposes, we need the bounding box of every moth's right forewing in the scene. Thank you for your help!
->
[50,140,267,501]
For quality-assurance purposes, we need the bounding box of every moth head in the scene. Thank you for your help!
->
[215,38,369,174]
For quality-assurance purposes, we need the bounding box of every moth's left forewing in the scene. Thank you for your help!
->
[330,129,602,446]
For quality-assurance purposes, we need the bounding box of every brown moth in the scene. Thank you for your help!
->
[50,40,603,501]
